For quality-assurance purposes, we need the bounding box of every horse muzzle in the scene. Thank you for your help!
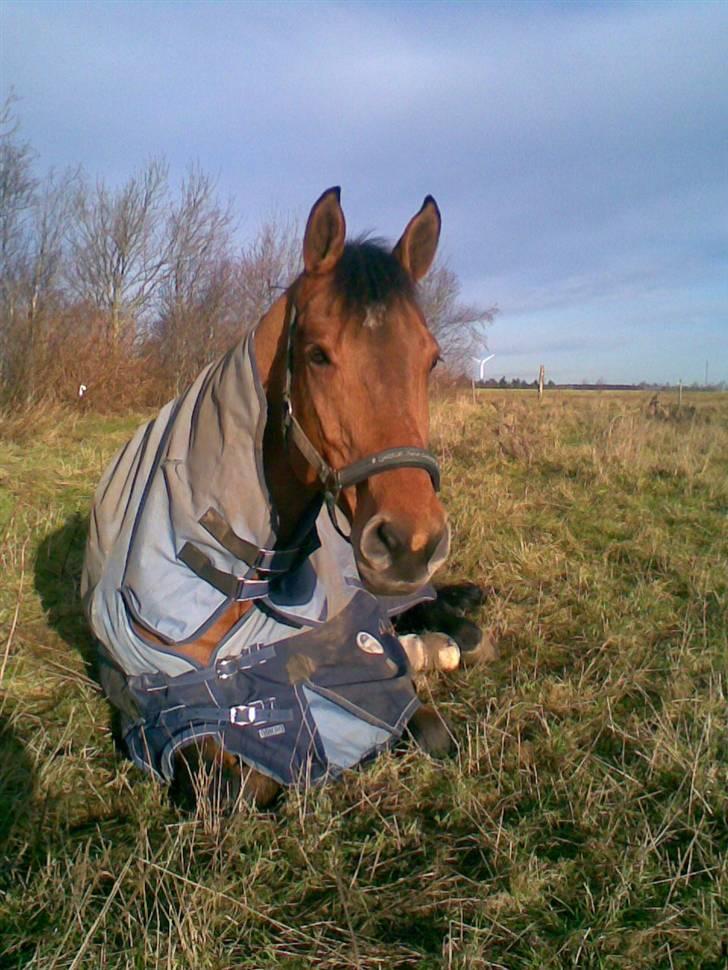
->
[355,515,451,595]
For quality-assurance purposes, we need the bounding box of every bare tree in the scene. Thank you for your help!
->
[67,158,169,343]
[418,262,497,375]
[1,95,493,408]
[156,166,235,390]
[27,171,77,318]
[0,93,37,356]
[233,216,301,328]
[14,170,78,401]
[153,213,301,395]
[0,95,79,403]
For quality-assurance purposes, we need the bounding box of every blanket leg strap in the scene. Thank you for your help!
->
[156,700,293,730]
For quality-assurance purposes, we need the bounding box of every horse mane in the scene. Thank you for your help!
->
[332,236,415,315]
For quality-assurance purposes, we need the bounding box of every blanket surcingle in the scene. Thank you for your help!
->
[82,327,431,785]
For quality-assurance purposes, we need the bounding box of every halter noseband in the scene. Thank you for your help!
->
[280,300,441,539]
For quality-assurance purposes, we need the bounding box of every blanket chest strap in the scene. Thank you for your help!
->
[178,542,270,600]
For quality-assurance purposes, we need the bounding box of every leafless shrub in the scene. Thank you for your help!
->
[66,158,170,344]
[0,92,38,401]
[232,215,301,326]
[153,166,235,393]
[418,262,497,375]
[0,95,79,406]
[1,97,492,413]
[646,394,697,423]
[6,303,163,411]
[0,93,36,296]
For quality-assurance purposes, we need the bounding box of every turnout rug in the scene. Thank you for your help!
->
[82,326,430,785]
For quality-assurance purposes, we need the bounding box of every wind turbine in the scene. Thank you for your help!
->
[472,354,495,383]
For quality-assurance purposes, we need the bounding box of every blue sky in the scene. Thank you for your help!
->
[2,0,726,383]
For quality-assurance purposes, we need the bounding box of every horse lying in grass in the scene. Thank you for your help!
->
[82,187,488,811]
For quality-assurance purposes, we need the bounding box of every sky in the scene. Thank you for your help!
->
[2,0,727,384]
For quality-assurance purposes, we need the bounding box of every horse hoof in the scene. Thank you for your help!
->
[406,704,454,758]
[426,633,461,672]
[448,617,483,652]
[459,627,499,667]
[400,632,461,672]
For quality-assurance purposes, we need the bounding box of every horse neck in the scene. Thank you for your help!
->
[254,290,319,544]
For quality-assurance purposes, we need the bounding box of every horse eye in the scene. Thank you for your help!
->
[308,346,331,366]
[430,354,442,373]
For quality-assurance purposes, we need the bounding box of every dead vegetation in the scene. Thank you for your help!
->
[1,389,726,968]
[1,96,492,413]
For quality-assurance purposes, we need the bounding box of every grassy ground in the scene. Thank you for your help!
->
[1,390,726,969]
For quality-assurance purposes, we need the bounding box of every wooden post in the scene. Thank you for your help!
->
[538,364,545,400]
[678,380,683,411]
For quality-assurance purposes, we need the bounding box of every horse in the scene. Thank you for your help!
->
[82,187,487,811]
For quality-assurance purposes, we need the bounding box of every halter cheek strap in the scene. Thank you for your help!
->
[281,302,441,539]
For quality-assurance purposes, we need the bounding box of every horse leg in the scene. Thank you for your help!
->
[240,764,283,808]
[397,583,494,760]
[395,581,495,668]
[169,737,239,812]
[133,607,285,811]
[169,738,281,812]
[406,703,454,757]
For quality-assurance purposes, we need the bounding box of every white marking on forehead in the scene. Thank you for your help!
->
[363,304,387,330]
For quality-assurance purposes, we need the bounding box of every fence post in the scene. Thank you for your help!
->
[538,365,545,401]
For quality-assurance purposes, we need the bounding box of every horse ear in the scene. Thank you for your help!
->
[303,186,346,274]
[393,196,441,281]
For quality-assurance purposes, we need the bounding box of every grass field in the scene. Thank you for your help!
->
[1,390,726,969]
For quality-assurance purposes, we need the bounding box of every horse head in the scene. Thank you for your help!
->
[280,187,450,596]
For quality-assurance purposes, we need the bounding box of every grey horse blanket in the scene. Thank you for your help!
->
[82,327,429,784]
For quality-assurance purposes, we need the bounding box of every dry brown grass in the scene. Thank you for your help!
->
[1,390,726,968]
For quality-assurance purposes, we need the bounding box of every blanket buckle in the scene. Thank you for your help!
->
[229,698,274,726]
[216,657,238,680]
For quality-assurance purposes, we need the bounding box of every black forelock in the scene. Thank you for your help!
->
[332,236,415,315]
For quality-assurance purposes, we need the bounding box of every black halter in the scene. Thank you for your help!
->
[280,300,441,539]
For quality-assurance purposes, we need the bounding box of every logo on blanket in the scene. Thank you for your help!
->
[356,631,385,655]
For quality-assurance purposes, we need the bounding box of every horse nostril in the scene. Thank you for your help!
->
[377,520,402,555]
[360,515,406,570]
[360,516,448,578]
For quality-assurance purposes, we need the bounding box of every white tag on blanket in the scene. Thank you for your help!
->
[356,631,384,655]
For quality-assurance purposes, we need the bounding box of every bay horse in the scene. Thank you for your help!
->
[82,188,486,810]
